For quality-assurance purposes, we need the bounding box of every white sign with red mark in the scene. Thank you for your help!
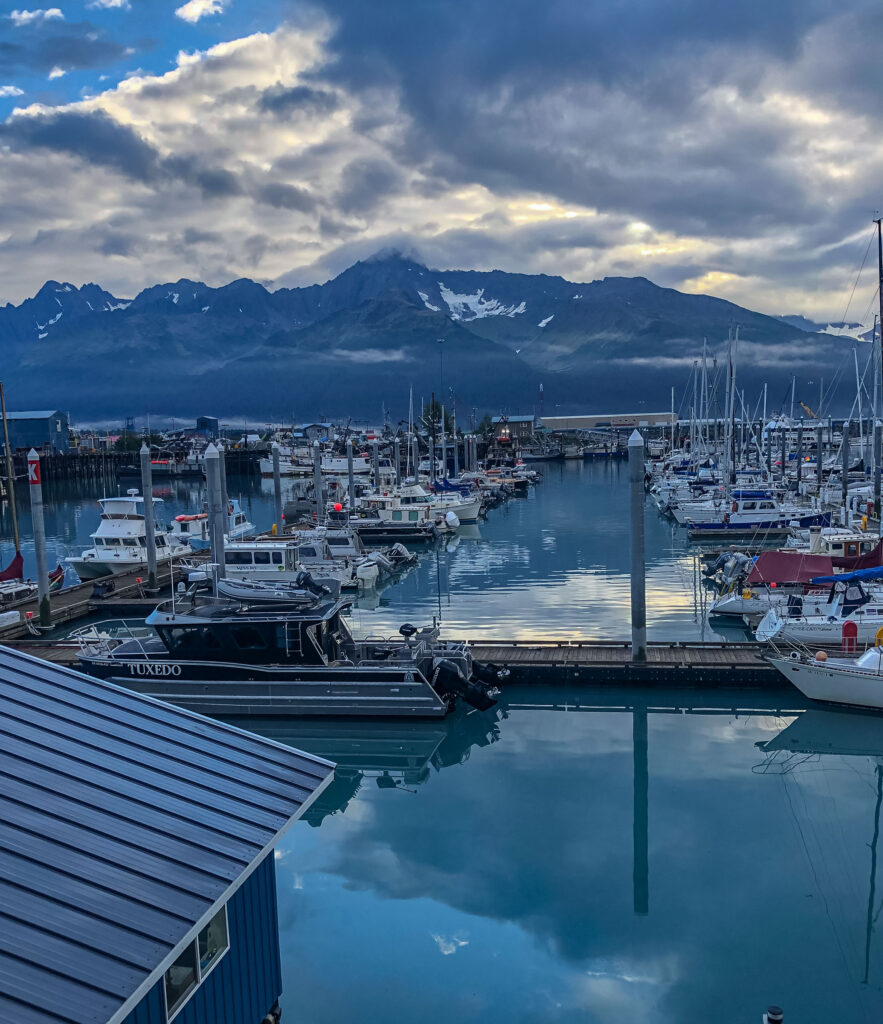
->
[27,458,40,486]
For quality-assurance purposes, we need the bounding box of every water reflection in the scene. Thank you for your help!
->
[265,689,883,1024]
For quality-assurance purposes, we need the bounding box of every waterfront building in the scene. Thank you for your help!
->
[0,646,334,1024]
[492,415,536,441]
[1,409,70,453]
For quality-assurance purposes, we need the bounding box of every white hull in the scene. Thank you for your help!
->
[68,550,181,580]
[769,655,883,710]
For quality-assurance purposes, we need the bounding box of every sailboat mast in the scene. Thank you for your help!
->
[0,381,20,554]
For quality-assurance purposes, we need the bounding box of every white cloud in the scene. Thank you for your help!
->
[47,67,66,80]
[175,0,225,24]
[87,0,130,7]
[8,8,63,25]
[0,86,25,98]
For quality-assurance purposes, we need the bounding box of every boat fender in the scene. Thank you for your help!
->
[731,501,738,513]
[815,651,828,661]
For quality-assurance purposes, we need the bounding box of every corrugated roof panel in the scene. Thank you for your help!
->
[0,646,334,1024]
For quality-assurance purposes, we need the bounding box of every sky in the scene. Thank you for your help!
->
[0,0,882,321]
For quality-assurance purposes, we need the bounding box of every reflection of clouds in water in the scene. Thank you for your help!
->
[278,703,883,1022]
[432,933,469,955]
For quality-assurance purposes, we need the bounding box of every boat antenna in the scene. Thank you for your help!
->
[0,381,20,554]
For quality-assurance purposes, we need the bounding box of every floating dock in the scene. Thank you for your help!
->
[467,640,777,686]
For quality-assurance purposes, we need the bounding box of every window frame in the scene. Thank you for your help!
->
[163,904,230,1023]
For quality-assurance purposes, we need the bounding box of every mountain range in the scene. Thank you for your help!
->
[0,250,865,422]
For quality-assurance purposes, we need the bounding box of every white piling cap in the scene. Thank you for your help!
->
[271,441,279,450]
[140,443,149,454]
[205,442,219,458]
[628,429,644,447]
[27,448,39,459]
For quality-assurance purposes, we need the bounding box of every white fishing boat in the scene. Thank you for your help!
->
[66,491,189,580]
[322,453,371,475]
[222,538,379,590]
[361,483,480,524]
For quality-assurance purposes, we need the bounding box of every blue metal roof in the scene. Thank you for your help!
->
[0,646,334,1024]
[491,415,535,423]
[6,410,64,420]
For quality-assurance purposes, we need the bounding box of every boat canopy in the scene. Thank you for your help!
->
[745,551,833,586]
[832,537,883,571]
[810,566,883,584]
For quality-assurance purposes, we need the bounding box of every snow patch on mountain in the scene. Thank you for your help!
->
[538,315,554,327]
[418,291,440,312]
[437,283,526,321]
[820,323,869,341]
[106,301,131,311]
[169,292,180,305]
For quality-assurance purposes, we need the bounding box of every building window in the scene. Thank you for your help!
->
[164,906,229,1021]
[164,941,198,1019]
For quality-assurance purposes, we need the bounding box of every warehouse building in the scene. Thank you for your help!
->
[2,410,69,453]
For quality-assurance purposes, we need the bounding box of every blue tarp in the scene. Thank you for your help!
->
[810,566,883,584]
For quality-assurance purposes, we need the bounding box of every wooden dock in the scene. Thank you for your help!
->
[0,555,204,641]
[467,640,778,686]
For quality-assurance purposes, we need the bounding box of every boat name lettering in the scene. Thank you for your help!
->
[126,662,182,677]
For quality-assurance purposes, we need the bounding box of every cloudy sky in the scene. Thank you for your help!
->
[0,0,881,320]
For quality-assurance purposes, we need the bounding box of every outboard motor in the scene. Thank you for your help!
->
[295,570,332,597]
[433,658,499,711]
[445,510,460,529]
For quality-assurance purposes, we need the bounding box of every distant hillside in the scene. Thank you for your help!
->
[0,251,858,419]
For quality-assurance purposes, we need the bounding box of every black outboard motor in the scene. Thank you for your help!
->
[434,658,498,712]
[295,570,332,597]
[472,661,510,685]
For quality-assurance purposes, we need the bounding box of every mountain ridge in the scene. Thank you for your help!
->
[0,251,863,419]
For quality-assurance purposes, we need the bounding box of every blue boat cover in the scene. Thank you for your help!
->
[810,566,883,583]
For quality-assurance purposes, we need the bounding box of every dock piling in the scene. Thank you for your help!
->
[628,430,646,662]
[217,440,228,511]
[394,436,402,487]
[347,438,356,510]
[139,444,157,589]
[842,420,850,507]
[411,434,420,481]
[372,440,380,490]
[271,442,283,533]
[795,419,803,487]
[205,444,225,581]
[816,425,824,498]
[313,442,324,521]
[27,449,50,626]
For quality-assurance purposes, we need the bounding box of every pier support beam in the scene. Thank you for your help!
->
[875,421,882,525]
[628,430,646,662]
[796,419,803,489]
[313,442,324,521]
[633,708,649,916]
[27,449,50,626]
[372,440,381,490]
[205,444,225,581]
[139,444,158,589]
[347,438,356,511]
[271,442,283,534]
[816,425,824,499]
[842,421,850,509]
[394,437,402,487]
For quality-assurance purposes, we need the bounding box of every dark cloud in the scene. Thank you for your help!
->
[0,20,128,75]
[258,83,339,117]
[0,110,161,183]
[335,158,405,215]
[256,181,316,211]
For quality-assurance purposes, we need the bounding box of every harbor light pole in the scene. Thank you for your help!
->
[628,430,647,662]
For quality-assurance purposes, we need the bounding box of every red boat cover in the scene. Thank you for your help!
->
[832,537,883,570]
[0,552,23,582]
[745,551,834,586]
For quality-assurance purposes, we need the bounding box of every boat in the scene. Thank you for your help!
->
[74,590,502,717]
[216,573,340,605]
[321,453,371,475]
[170,498,255,549]
[222,537,379,590]
[65,490,190,580]
[767,646,883,711]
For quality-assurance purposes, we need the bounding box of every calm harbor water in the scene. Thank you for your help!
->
[257,692,883,1024]
[8,461,877,1020]
[0,460,728,641]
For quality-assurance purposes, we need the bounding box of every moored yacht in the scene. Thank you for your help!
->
[65,491,190,580]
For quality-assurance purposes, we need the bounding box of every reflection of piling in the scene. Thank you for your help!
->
[842,421,850,507]
[139,444,157,588]
[633,708,649,915]
[271,442,283,534]
[628,430,646,662]
[205,444,225,581]
[27,449,50,626]
[394,437,402,487]
[347,438,356,510]
[313,442,324,521]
